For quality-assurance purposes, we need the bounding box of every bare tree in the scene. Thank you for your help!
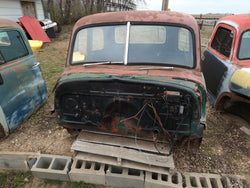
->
[59,0,63,17]
[96,0,105,12]
[43,0,147,25]
[47,0,54,14]
[64,0,72,24]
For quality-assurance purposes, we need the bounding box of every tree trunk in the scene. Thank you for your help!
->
[64,0,72,24]
[97,0,104,12]
[47,0,53,13]
[90,0,94,14]
[59,0,63,16]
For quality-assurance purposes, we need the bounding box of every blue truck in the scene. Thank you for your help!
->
[0,18,47,138]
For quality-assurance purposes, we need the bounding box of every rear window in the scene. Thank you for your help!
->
[0,30,29,63]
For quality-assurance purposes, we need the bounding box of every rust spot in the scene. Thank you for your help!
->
[11,66,28,72]
[61,65,204,86]
[17,74,22,79]
[21,77,28,82]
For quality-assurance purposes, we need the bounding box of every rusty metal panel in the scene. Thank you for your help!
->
[202,14,250,110]
[55,11,206,149]
[0,19,47,138]
[19,15,50,43]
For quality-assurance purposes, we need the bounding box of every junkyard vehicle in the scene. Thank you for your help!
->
[54,11,206,149]
[202,14,250,119]
[0,18,47,138]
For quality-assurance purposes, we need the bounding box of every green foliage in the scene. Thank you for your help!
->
[70,1,86,23]
[12,171,31,188]
[66,181,102,188]
[0,172,7,185]
[0,171,31,188]
[44,179,63,185]
[43,0,143,25]
[190,177,198,187]
[210,140,216,147]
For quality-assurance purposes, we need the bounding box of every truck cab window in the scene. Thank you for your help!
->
[211,27,233,58]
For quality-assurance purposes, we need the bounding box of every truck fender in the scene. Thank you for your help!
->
[0,105,9,138]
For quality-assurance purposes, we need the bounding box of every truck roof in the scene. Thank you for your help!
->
[0,18,20,28]
[73,11,199,33]
[219,14,250,29]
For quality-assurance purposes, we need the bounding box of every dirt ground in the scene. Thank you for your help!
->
[0,25,249,186]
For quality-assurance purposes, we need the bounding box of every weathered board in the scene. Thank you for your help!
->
[76,130,171,155]
[71,130,175,170]
[75,152,173,174]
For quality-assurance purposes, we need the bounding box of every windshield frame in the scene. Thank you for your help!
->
[69,22,197,69]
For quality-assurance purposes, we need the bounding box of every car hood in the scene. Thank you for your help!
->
[55,64,207,136]
[59,65,205,87]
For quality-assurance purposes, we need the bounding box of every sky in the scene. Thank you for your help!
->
[136,0,250,14]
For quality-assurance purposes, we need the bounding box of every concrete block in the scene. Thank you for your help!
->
[183,172,224,188]
[184,173,203,188]
[144,171,182,188]
[105,165,144,188]
[221,174,248,188]
[69,159,105,185]
[31,154,72,181]
[0,152,39,171]
[220,176,233,188]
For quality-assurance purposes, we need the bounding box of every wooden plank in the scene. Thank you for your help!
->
[71,141,174,168]
[77,130,171,155]
[75,152,174,173]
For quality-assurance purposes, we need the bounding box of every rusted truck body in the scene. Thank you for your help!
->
[55,11,206,147]
[0,18,47,138]
[202,14,250,118]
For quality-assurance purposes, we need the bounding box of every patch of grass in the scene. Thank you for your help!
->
[50,118,59,126]
[201,144,212,152]
[33,25,72,95]
[0,172,7,185]
[66,181,102,188]
[12,171,31,188]
[64,35,69,40]
[190,178,198,187]
[43,180,102,188]
[30,114,37,120]
[210,141,216,147]
[200,162,206,166]
[44,179,63,185]
[233,155,240,160]
[242,171,249,175]
[0,171,32,188]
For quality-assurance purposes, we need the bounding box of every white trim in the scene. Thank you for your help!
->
[124,22,130,65]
